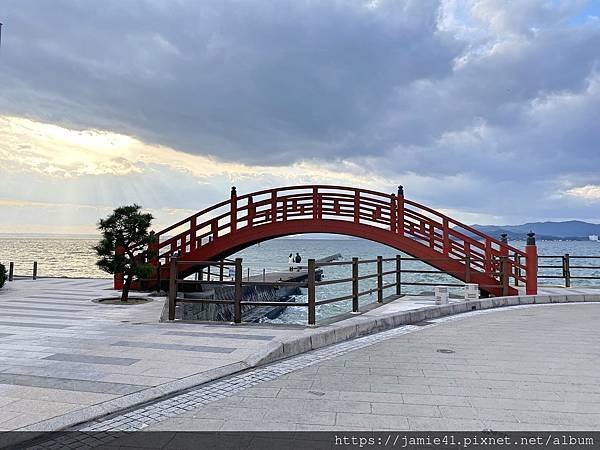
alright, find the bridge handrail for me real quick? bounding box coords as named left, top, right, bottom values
left=154, top=185, right=525, bottom=257
left=142, top=184, right=536, bottom=297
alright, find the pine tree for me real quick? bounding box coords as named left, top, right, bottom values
left=94, top=205, right=156, bottom=302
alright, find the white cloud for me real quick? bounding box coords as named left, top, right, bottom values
left=565, top=185, right=600, bottom=201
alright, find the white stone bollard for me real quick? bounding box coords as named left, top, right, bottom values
left=464, top=283, right=479, bottom=301
left=435, top=286, right=448, bottom=305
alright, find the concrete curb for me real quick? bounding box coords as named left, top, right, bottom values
left=249, top=293, right=600, bottom=366
left=17, top=292, right=600, bottom=437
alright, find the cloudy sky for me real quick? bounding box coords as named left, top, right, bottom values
left=1, top=0, right=599, bottom=234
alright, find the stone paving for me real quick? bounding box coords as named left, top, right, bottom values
left=17, top=302, right=600, bottom=449
left=0, top=279, right=305, bottom=431
left=0, top=277, right=598, bottom=438
left=121, top=303, right=600, bottom=434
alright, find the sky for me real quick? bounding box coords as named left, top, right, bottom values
left=0, top=0, right=599, bottom=234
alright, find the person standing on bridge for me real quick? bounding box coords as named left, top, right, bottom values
left=288, top=253, right=294, bottom=271
left=295, top=252, right=302, bottom=271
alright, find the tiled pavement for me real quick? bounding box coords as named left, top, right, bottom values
left=0, top=279, right=306, bottom=431
left=107, top=303, right=600, bottom=435
left=0, top=277, right=598, bottom=438
left=18, top=302, right=600, bottom=449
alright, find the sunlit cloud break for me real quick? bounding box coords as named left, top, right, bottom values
left=0, top=115, right=391, bottom=186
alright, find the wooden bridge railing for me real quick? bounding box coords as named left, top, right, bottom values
left=149, top=185, right=537, bottom=295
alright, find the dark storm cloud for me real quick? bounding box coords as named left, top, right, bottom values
left=1, top=0, right=600, bottom=222
left=0, top=0, right=461, bottom=164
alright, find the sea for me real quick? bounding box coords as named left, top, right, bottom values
left=1, top=236, right=599, bottom=324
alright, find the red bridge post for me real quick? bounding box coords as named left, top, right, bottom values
left=230, top=186, right=237, bottom=234
left=525, top=232, right=538, bottom=295
left=397, top=185, right=404, bottom=236
left=190, top=216, right=197, bottom=251
left=390, top=194, right=397, bottom=233
left=353, top=190, right=359, bottom=224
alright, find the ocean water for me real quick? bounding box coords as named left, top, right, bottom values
left=1, top=236, right=599, bottom=323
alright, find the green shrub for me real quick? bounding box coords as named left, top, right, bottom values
left=0, top=263, right=6, bottom=289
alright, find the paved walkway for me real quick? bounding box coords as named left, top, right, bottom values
left=0, top=277, right=598, bottom=434
left=0, top=279, right=305, bottom=431
left=134, top=303, right=600, bottom=432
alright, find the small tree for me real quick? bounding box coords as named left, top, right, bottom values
left=94, top=205, right=156, bottom=302
left=0, top=263, right=6, bottom=289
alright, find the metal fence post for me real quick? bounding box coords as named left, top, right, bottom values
left=33, top=261, right=37, bottom=280
left=8, top=262, right=14, bottom=282
left=308, top=259, right=316, bottom=325
left=395, top=255, right=402, bottom=296
left=234, top=258, right=243, bottom=324
left=168, top=256, right=178, bottom=320
left=352, top=257, right=359, bottom=312
left=564, top=253, right=571, bottom=288
left=377, top=255, right=383, bottom=303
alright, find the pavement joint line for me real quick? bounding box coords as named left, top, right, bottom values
left=20, top=302, right=589, bottom=450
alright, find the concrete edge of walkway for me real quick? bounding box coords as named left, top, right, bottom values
left=16, top=291, right=600, bottom=440
left=251, top=292, right=600, bottom=367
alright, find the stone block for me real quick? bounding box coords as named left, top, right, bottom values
left=533, top=295, right=551, bottom=304
left=423, top=307, right=439, bottom=320
left=245, top=342, right=284, bottom=366
left=281, top=336, right=312, bottom=358
left=451, top=303, right=468, bottom=314
left=374, top=316, right=395, bottom=332
left=464, top=300, right=480, bottom=311
left=584, top=294, right=600, bottom=302
left=427, top=307, right=443, bottom=319
left=333, top=324, right=358, bottom=343
left=479, top=298, right=494, bottom=310
left=408, top=309, right=426, bottom=324
left=309, top=328, right=336, bottom=350
left=566, top=295, right=585, bottom=302
left=505, top=296, right=520, bottom=306
left=518, top=296, right=535, bottom=305
left=354, top=318, right=378, bottom=336
left=437, top=304, right=453, bottom=317
left=549, top=295, right=566, bottom=303
left=391, top=312, right=411, bottom=327
left=492, top=297, right=508, bottom=308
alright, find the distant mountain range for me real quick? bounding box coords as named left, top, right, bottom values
left=467, top=220, right=600, bottom=241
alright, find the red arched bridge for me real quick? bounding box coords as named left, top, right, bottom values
left=123, top=185, right=538, bottom=297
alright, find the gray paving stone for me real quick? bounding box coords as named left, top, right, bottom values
left=163, top=331, right=275, bottom=341
left=42, top=353, right=140, bottom=366
left=0, top=321, right=72, bottom=329
left=0, top=373, right=146, bottom=395
left=408, top=416, right=486, bottom=430
left=111, top=340, right=236, bottom=353
left=0, top=313, right=84, bottom=320
left=0, top=304, right=85, bottom=312
left=371, top=402, right=440, bottom=418
left=336, top=412, right=410, bottom=429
